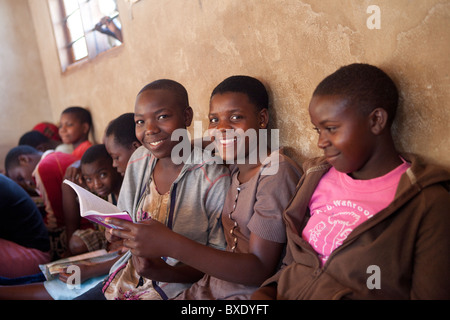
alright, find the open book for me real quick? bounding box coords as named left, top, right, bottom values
left=63, top=179, right=132, bottom=229
left=39, top=249, right=121, bottom=281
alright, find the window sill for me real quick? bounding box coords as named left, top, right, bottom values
left=61, top=43, right=124, bottom=75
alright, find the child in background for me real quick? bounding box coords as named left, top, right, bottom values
left=5, top=145, right=78, bottom=259
left=104, top=113, right=141, bottom=177
left=32, top=122, right=62, bottom=144
left=0, top=114, right=139, bottom=300
left=0, top=174, right=51, bottom=278
left=19, top=131, right=62, bottom=152
left=58, top=106, right=96, bottom=254
left=252, top=63, right=450, bottom=300
left=32, top=121, right=74, bottom=154
left=66, top=144, right=123, bottom=256
left=78, top=79, right=230, bottom=300
left=108, top=75, right=302, bottom=300
left=19, top=122, right=73, bottom=154
left=59, top=106, right=96, bottom=160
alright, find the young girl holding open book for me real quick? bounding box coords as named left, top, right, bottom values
left=77, top=79, right=230, bottom=300
left=107, top=76, right=302, bottom=299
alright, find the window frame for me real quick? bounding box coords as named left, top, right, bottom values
left=48, top=0, right=122, bottom=72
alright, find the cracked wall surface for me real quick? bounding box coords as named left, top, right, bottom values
left=2, top=0, right=448, bottom=169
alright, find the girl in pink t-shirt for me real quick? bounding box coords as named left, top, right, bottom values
left=252, top=63, right=450, bottom=300
left=303, top=160, right=410, bottom=265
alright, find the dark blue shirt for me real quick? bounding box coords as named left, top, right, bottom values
left=0, top=174, right=50, bottom=252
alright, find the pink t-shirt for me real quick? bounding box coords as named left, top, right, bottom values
left=302, top=160, right=410, bottom=266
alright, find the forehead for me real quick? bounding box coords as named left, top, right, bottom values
left=135, top=89, right=182, bottom=113
left=104, top=134, right=120, bottom=149
left=81, top=159, right=111, bottom=175
left=60, top=112, right=80, bottom=123
left=7, top=165, right=27, bottom=179
left=105, top=135, right=129, bottom=153
left=309, top=95, right=356, bottom=122
left=209, top=92, right=256, bottom=113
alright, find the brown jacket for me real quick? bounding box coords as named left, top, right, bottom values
left=263, top=154, right=450, bottom=299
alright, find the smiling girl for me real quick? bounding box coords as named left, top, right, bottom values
left=91, top=79, right=231, bottom=300
left=107, top=75, right=302, bottom=300
left=252, top=63, right=450, bottom=300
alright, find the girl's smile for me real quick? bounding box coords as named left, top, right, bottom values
left=309, top=94, right=381, bottom=179
left=208, top=92, right=267, bottom=163
left=134, top=89, right=192, bottom=160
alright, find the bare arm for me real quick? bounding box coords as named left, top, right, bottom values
left=62, top=183, right=81, bottom=252
left=108, top=218, right=284, bottom=286
left=131, top=255, right=204, bottom=284
left=58, top=254, right=123, bottom=283
left=251, top=284, right=278, bottom=300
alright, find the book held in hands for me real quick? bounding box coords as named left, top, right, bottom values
left=63, top=179, right=132, bottom=229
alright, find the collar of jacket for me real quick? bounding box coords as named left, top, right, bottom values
left=282, top=152, right=450, bottom=268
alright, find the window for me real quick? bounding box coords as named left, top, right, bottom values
left=49, top=0, right=122, bottom=71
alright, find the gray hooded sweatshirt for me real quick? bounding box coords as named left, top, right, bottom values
left=103, top=145, right=230, bottom=299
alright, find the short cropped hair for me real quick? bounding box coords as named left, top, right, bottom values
left=4, top=145, right=40, bottom=173
left=81, top=144, right=111, bottom=166
left=19, top=131, right=50, bottom=148
left=138, top=79, right=189, bottom=110
left=313, top=63, right=399, bottom=125
left=105, top=113, right=139, bottom=149
left=211, top=75, right=269, bottom=112
left=62, top=106, right=93, bottom=126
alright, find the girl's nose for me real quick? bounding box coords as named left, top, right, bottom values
left=210, top=125, right=234, bottom=142
left=93, top=178, right=103, bottom=188
left=145, top=120, right=160, bottom=135
left=216, top=119, right=233, bottom=133
left=317, top=132, right=330, bottom=149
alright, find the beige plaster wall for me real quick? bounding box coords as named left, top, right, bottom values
left=0, top=0, right=53, bottom=170
left=26, top=0, right=450, bottom=169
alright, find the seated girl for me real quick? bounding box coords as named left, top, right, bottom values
left=108, top=75, right=302, bottom=299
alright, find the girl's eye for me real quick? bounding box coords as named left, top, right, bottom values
left=100, top=172, right=108, bottom=179
left=135, top=120, right=144, bottom=126
left=230, top=115, right=242, bottom=121
left=84, top=177, right=91, bottom=183
left=158, top=115, right=169, bottom=120
left=326, top=126, right=337, bottom=133
left=313, top=126, right=337, bottom=134
left=59, top=122, right=71, bottom=128
left=209, top=117, right=218, bottom=124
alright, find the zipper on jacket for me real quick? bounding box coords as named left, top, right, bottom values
left=136, top=276, right=144, bottom=288
left=167, top=182, right=177, bottom=230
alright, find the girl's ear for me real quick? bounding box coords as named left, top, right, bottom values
left=131, top=141, right=141, bottom=150
left=370, top=108, right=388, bottom=135
left=259, top=108, right=269, bottom=128
left=82, top=122, right=90, bottom=135
left=18, top=154, right=32, bottom=166
left=184, top=106, right=194, bottom=127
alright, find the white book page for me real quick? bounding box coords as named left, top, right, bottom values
left=63, top=179, right=120, bottom=217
